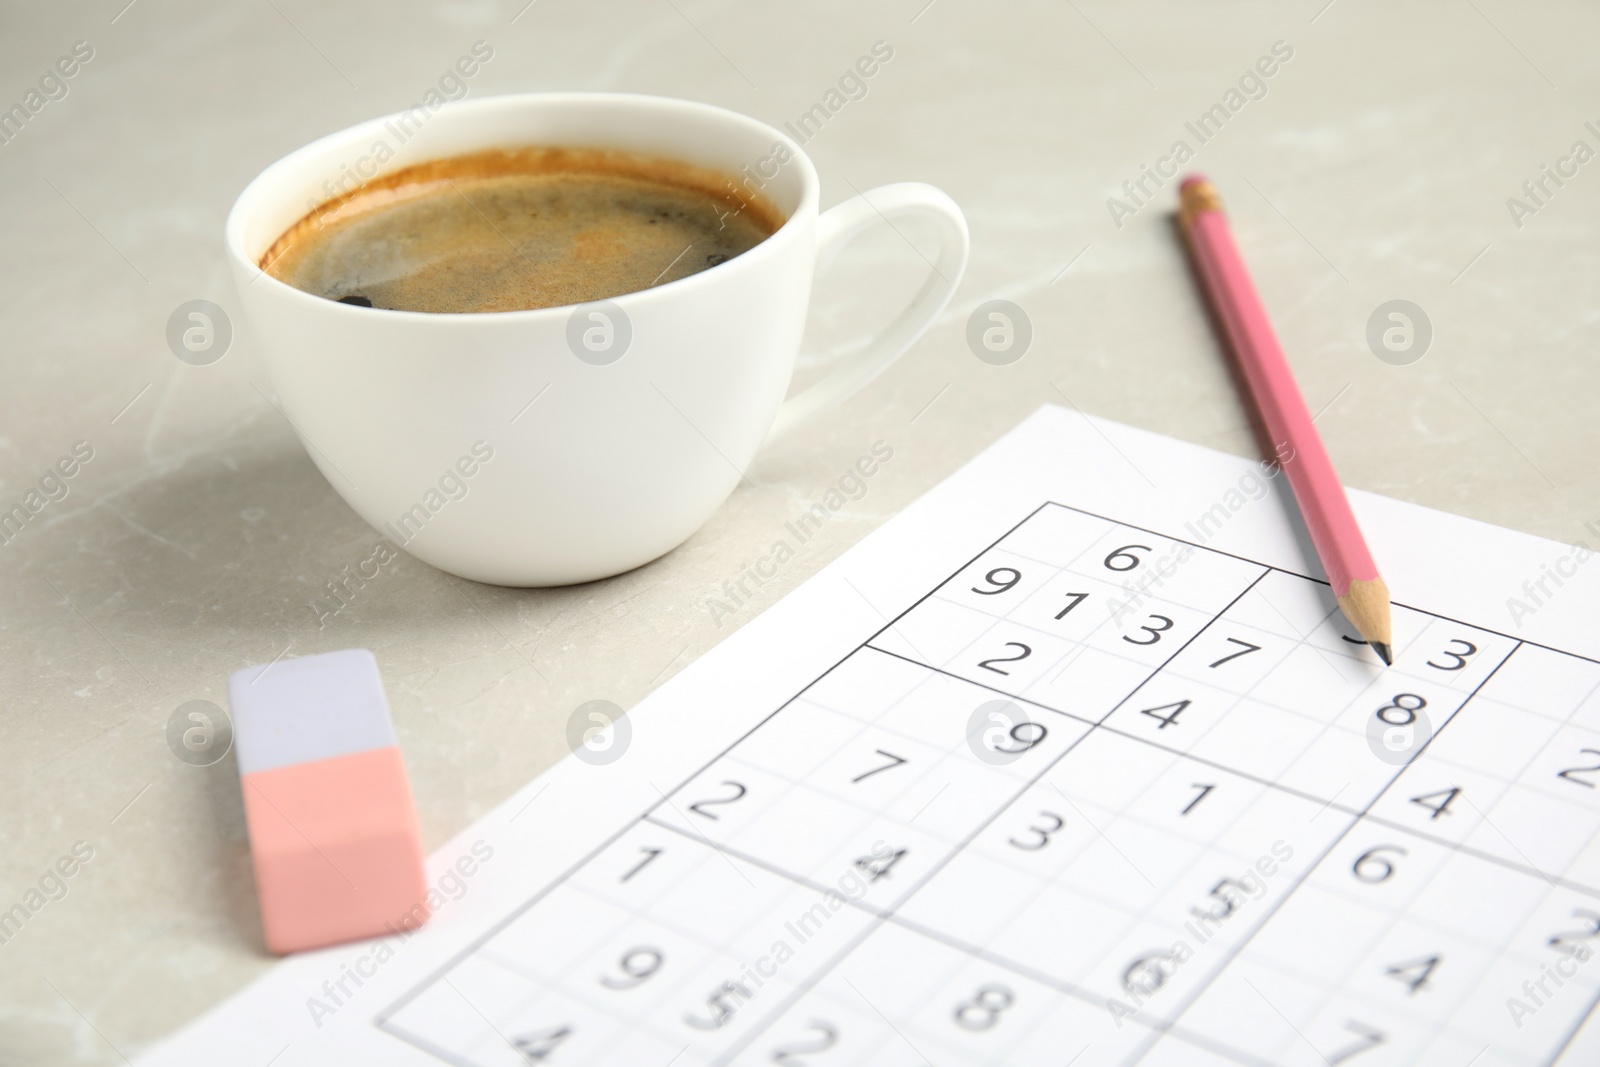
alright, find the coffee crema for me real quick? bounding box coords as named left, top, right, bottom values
left=261, top=147, right=785, bottom=314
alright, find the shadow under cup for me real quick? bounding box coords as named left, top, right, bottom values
left=226, top=93, right=821, bottom=587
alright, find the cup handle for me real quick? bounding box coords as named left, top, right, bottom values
left=763, top=182, right=969, bottom=443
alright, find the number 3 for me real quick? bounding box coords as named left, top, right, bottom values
left=1123, top=614, right=1173, bottom=646
left=1427, top=639, right=1477, bottom=671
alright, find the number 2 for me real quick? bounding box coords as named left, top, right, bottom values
left=1558, top=750, right=1600, bottom=789
left=771, top=1020, right=836, bottom=1065
left=1549, top=908, right=1600, bottom=948
left=689, top=781, right=747, bottom=819
left=978, top=642, right=1031, bottom=675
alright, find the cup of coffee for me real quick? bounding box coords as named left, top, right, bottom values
left=225, top=93, right=968, bottom=586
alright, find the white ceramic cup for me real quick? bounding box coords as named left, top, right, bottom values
left=226, top=93, right=968, bottom=586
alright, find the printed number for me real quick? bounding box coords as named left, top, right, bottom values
left=971, top=567, right=1021, bottom=596
left=621, top=846, right=662, bottom=882
left=1558, top=750, right=1600, bottom=789
left=1182, top=783, right=1215, bottom=816
left=977, top=642, right=1031, bottom=675
left=513, top=1026, right=572, bottom=1062
left=1328, top=1020, right=1385, bottom=1064
left=1427, top=639, right=1478, bottom=671
left=1375, top=693, right=1427, bottom=726
left=993, top=720, right=1048, bottom=753
left=1123, top=614, right=1174, bottom=646
left=686, top=980, right=753, bottom=1030
left=1409, top=787, right=1460, bottom=820
left=688, top=781, right=747, bottom=820
left=1384, top=955, right=1439, bottom=995
left=852, top=749, right=907, bottom=783
left=771, top=1020, right=837, bottom=1065
left=1055, top=592, right=1089, bottom=619
left=1191, top=878, right=1248, bottom=922
left=600, top=947, right=663, bottom=989
left=1353, top=845, right=1407, bottom=884
left=1009, top=811, right=1064, bottom=850
left=1104, top=544, right=1151, bottom=572
left=855, top=848, right=906, bottom=882
left=953, top=984, right=1014, bottom=1031
left=1549, top=908, right=1600, bottom=948
left=1140, top=699, right=1190, bottom=730
left=1124, top=951, right=1176, bottom=995
left=1208, top=638, right=1260, bottom=668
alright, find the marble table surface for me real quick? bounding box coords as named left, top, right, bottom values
left=2, top=0, right=1597, bottom=1061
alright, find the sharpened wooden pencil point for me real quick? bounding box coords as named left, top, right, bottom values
left=1337, top=577, right=1394, bottom=666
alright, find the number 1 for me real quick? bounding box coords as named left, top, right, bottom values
left=622, top=846, right=662, bottom=882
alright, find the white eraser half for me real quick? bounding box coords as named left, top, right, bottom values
left=227, top=648, right=397, bottom=776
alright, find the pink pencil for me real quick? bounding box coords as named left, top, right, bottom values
left=1178, top=175, right=1393, bottom=665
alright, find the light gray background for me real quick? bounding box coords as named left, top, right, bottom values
left=2, top=0, right=1597, bottom=1062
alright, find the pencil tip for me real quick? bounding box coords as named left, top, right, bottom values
left=1371, top=642, right=1393, bottom=666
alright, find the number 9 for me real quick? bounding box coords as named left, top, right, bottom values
left=599, top=946, right=663, bottom=989
left=994, top=721, right=1046, bottom=753
left=971, top=567, right=1021, bottom=595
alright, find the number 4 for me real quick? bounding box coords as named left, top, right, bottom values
left=1140, top=700, right=1190, bottom=730
left=1409, top=787, right=1459, bottom=820
left=1384, top=955, right=1439, bottom=995
left=513, top=1026, right=572, bottom=1061
left=854, top=848, right=906, bottom=882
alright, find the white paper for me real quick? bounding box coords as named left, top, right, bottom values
left=140, top=406, right=1600, bottom=1067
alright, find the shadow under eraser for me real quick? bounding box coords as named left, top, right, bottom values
left=227, top=648, right=428, bottom=955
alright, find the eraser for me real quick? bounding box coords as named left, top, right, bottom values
left=228, top=648, right=428, bottom=955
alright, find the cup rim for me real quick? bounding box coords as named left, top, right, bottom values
left=223, top=91, right=820, bottom=321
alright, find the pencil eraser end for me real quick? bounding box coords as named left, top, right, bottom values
left=228, top=649, right=429, bottom=955
left=1179, top=173, right=1210, bottom=191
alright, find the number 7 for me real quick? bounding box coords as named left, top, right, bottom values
left=1327, top=1020, right=1384, bottom=1063
left=852, top=749, right=908, bottom=783
left=1208, top=637, right=1261, bottom=668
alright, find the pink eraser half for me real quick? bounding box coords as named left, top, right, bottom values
left=227, top=649, right=428, bottom=955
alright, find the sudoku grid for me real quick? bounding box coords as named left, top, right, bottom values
left=377, top=503, right=1600, bottom=1067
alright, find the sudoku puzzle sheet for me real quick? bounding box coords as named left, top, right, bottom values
left=377, top=502, right=1600, bottom=1067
